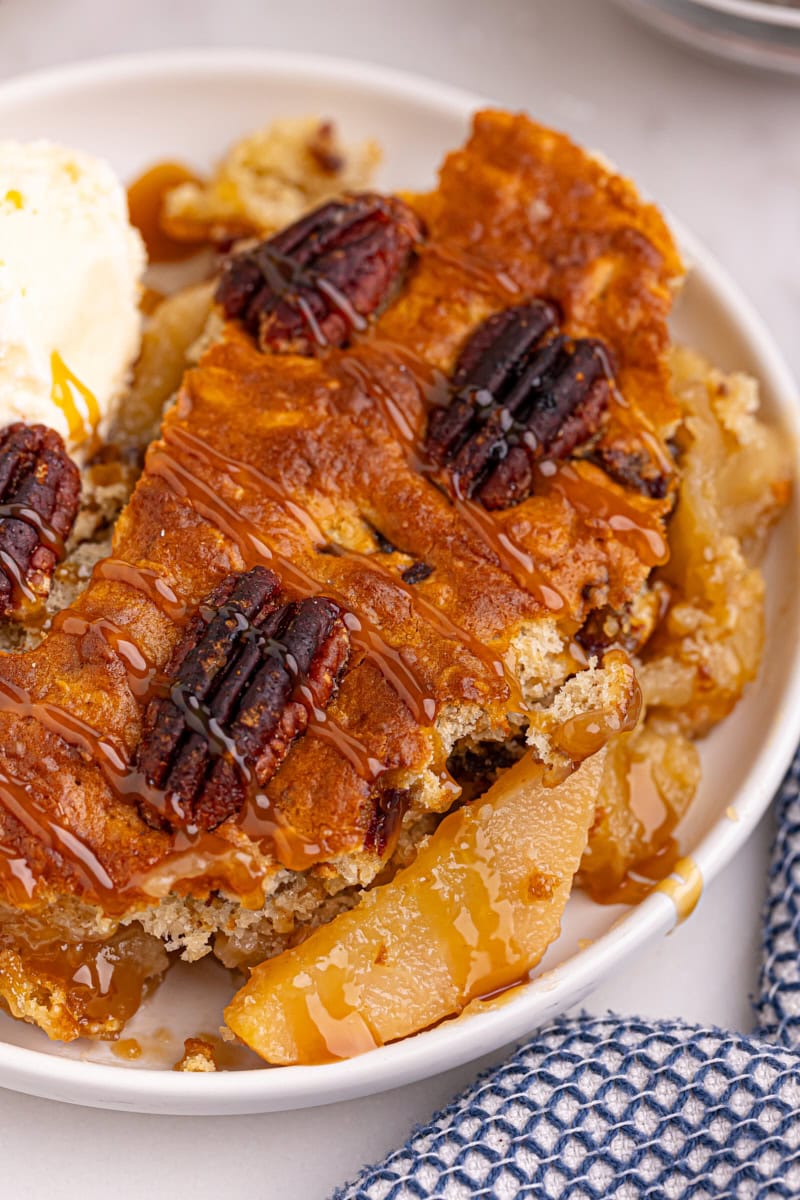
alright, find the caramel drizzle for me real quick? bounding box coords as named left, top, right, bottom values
left=147, top=440, right=435, bottom=727
left=420, top=240, right=520, bottom=298
left=0, top=676, right=154, bottom=805
left=0, top=485, right=70, bottom=613
left=0, top=662, right=315, bottom=892
left=0, top=490, right=400, bottom=889
left=169, top=425, right=524, bottom=713
left=91, top=558, right=188, bottom=623
left=0, top=748, right=117, bottom=903
left=0, top=224, right=671, bottom=896
left=253, top=244, right=370, bottom=349
left=0, top=502, right=66, bottom=557
left=50, top=351, right=101, bottom=448
left=655, top=855, right=702, bottom=923
left=535, top=461, right=668, bottom=567
left=0, top=547, right=37, bottom=608
left=50, top=611, right=156, bottom=699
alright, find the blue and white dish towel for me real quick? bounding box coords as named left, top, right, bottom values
left=332, top=753, right=800, bottom=1199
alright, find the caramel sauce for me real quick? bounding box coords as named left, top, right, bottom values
left=655, top=855, right=702, bottom=923
left=140, top=286, right=166, bottom=316
left=126, top=162, right=204, bottom=264
left=420, top=240, right=520, bottom=299
left=91, top=557, right=188, bottom=623
left=0, top=498, right=70, bottom=618
left=0, top=760, right=119, bottom=904
left=459, top=978, right=529, bottom=1019
left=453, top=495, right=564, bottom=611
left=130, top=830, right=267, bottom=905
left=50, top=350, right=101, bottom=449
left=302, top=991, right=379, bottom=1060
left=0, top=502, right=66, bottom=558
left=253, top=245, right=370, bottom=349
left=628, top=759, right=668, bottom=841
left=580, top=753, right=685, bottom=907
left=0, top=677, right=180, bottom=909
left=0, top=546, right=37, bottom=609
left=112, top=1037, right=142, bottom=1060
left=556, top=709, right=625, bottom=762
left=274, top=771, right=551, bottom=1063
left=534, top=461, right=668, bottom=568
left=169, top=424, right=526, bottom=716
left=0, top=921, right=163, bottom=1036
left=587, top=838, right=681, bottom=907
left=50, top=611, right=156, bottom=699
left=148, top=438, right=435, bottom=727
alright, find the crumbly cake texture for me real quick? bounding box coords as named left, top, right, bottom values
left=162, top=116, right=382, bottom=242
left=0, top=110, right=788, bottom=1042
left=174, top=1037, right=217, bottom=1072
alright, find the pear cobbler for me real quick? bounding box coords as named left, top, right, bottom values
left=0, top=113, right=789, bottom=1066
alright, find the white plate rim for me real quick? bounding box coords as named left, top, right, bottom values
left=0, top=47, right=797, bottom=1115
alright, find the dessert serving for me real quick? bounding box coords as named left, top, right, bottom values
left=0, top=108, right=790, bottom=1069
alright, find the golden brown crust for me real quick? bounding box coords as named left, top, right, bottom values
left=0, top=110, right=682, bottom=913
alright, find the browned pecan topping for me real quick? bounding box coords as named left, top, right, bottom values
left=215, top=192, right=424, bottom=355
left=425, top=300, right=613, bottom=510
left=135, top=565, right=350, bottom=832
left=0, top=422, right=80, bottom=618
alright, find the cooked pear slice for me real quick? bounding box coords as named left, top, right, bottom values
left=226, top=751, right=603, bottom=1065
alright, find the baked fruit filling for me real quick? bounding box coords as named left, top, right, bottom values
left=0, top=111, right=790, bottom=1058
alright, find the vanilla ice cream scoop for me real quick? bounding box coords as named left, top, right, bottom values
left=0, top=141, right=146, bottom=452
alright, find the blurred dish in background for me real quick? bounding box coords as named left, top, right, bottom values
left=611, top=0, right=800, bottom=74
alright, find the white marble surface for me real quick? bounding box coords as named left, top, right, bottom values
left=0, top=1, right=796, bottom=1197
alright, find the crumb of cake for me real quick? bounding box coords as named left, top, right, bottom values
left=174, top=1037, right=217, bottom=1072
left=161, top=117, right=381, bottom=243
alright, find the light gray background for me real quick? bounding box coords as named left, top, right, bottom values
left=0, top=2, right=796, bottom=1197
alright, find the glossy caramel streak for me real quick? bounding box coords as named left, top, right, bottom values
left=167, top=424, right=526, bottom=712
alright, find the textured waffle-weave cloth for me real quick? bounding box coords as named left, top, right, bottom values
left=331, top=752, right=800, bottom=1199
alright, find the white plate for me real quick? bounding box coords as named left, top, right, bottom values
left=611, top=0, right=800, bottom=75
left=0, top=49, right=797, bottom=1116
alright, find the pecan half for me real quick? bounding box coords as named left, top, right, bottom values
left=215, top=192, right=424, bottom=355
left=425, top=301, right=612, bottom=510
left=135, top=565, right=350, bottom=832
left=0, top=422, right=80, bottom=618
